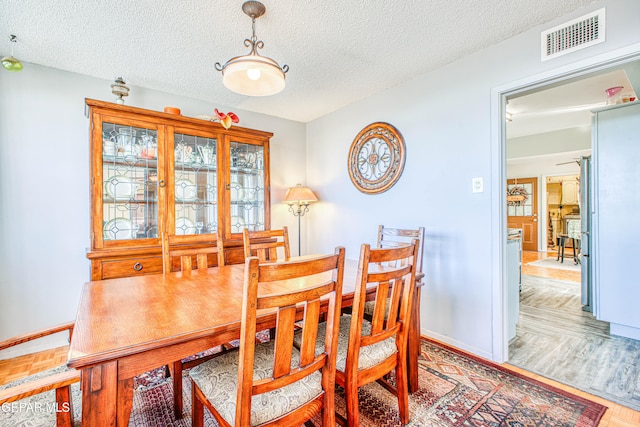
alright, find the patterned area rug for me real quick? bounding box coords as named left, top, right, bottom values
left=129, top=338, right=606, bottom=426
left=414, top=339, right=606, bottom=426
left=0, top=338, right=607, bottom=426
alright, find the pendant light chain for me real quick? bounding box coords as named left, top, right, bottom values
left=245, top=14, right=264, bottom=55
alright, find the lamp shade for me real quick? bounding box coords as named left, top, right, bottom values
left=283, top=185, right=318, bottom=204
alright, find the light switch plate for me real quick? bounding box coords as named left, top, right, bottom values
left=472, top=177, right=483, bottom=193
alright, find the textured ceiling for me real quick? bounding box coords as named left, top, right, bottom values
left=1, top=0, right=598, bottom=123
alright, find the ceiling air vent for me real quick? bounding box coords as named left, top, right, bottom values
left=541, top=8, right=605, bottom=61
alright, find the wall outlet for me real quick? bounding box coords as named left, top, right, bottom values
left=472, top=177, right=483, bottom=193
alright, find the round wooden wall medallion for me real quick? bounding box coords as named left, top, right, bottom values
left=347, top=122, right=406, bottom=194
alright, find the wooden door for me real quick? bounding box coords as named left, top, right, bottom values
left=507, top=178, right=538, bottom=251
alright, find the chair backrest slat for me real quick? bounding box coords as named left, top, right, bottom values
left=273, top=305, right=296, bottom=378
left=299, top=299, right=321, bottom=366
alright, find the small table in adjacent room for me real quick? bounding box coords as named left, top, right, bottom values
left=557, top=218, right=581, bottom=264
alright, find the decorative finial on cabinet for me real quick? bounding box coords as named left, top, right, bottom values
left=111, top=77, right=130, bottom=104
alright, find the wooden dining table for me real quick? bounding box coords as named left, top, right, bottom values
left=67, top=256, right=423, bottom=426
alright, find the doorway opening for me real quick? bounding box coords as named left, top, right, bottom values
left=499, top=53, right=640, bottom=412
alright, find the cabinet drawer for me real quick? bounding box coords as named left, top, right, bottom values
left=100, top=256, right=163, bottom=279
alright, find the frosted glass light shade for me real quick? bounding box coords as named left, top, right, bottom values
left=221, top=55, right=286, bottom=97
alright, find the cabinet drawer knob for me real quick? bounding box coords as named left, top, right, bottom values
left=158, top=180, right=166, bottom=188
left=133, top=262, right=143, bottom=271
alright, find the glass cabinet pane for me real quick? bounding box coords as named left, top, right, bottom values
left=174, top=133, right=218, bottom=235
left=230, top=141, right=265, bottom=233
left=102, top=123, right=159, bottom=241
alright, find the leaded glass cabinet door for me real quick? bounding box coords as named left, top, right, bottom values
left=172, top=131, right=218, bottom=236
left=228, top=140, right=267, bottom=234
left=101, top=122, right=160, bottom=245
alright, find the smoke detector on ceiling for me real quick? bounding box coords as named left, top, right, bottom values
left=541, top=8, right=605, bottom=61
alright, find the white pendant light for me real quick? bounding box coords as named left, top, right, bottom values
left=215, top=1, right=288, bottom=96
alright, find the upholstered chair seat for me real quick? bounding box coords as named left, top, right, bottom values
left=190, top=340, right=322, bottom=426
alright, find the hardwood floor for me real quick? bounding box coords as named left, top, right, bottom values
left=2, top=256, right=639, bottom=426
left=522, top=248, right=582, bottom=282
left=507, top=250, right=640, bottom=426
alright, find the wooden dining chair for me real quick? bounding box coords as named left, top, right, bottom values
left=374, top=225, right=425, bottom=393
left=189, top=247, right=346, bottom=427
left=360, top=225, right=424, bottom=315
left=162, top=231, right=225, bottom=274
left=377, top=225, right=425, bottom=272
left=162, top=231, right=227, bottom=418
left=0, top=322, right=79, bottom=427
left=242, top=227, right=291, bottom=262
left=299, top=241, right=419, bottom=426
left=242, top=227, right=292, bottom=342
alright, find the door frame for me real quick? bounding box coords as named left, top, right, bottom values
left=490, top=43, right=640, bottom=363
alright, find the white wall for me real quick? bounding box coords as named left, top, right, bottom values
left=0, top=64, right=306, bottom=357
left=507, top=152, right=585, bottom=178
left=507, top=125, right=591, bottom=159
left=306, top=0, right=640, bottom=359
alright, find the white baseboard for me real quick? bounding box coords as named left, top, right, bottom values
left=421, top=328, right=495, bottom=361
left=610, top=323, right=640, bottom=341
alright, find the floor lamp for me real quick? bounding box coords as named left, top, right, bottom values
left=283, top=184, right=318, bottom=256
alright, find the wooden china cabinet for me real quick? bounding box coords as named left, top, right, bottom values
left=85, top=99, right=272, bottom=280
